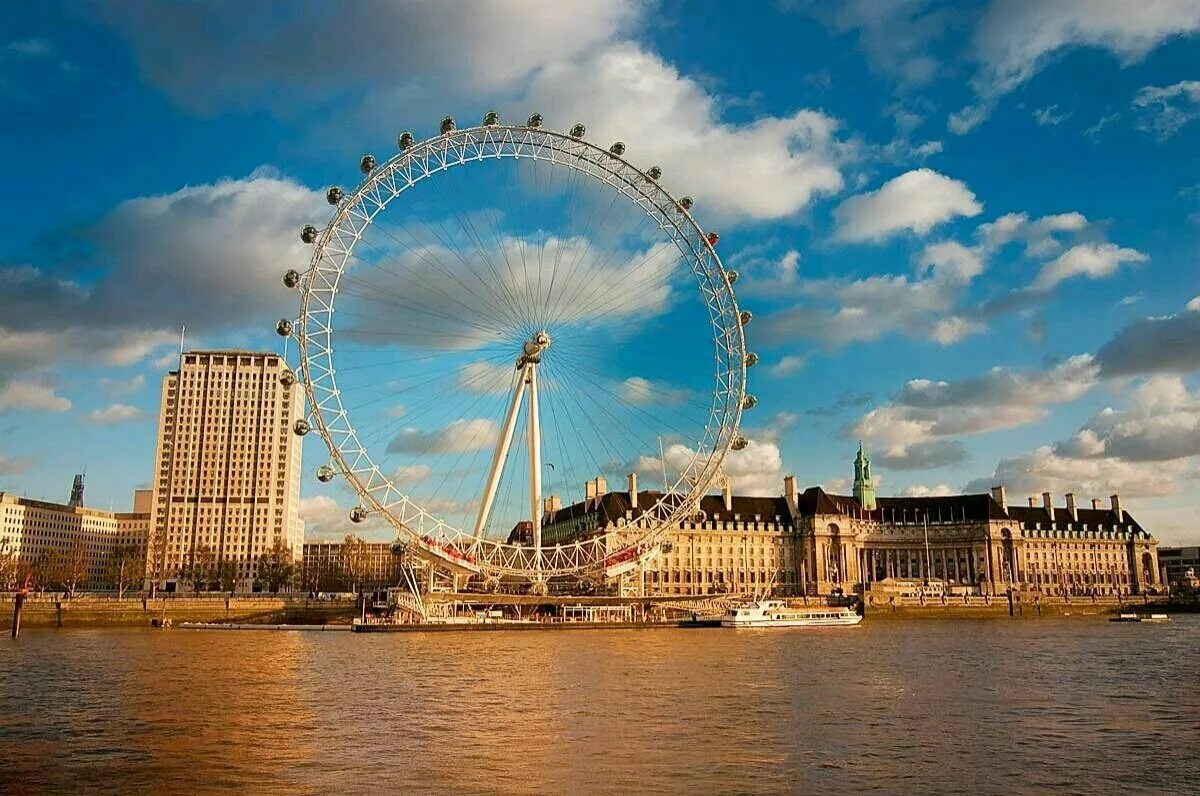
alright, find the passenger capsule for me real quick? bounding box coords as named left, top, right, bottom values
left=731, top=435, right=749, bottom=451
left=609, top=141, right=626, bottom=156
left=326, top=186, right=343, bottom=205
left=359, top=154, right=376, bottom=174
left=743, top=394, right=758, bottom=410
left=739, top=310, right=753, bottom=326
left=301, top=224, right=318, bottom=244
left=440, top=116, right=455, bottom=134
left=398, top=131, right=415, bottom=150
left=678, top=196, right=694, bottom=212
left=279, top=369, right=296, bottom=387
left=726, top=270, right=740, bottom=285
left=315, top=464, right=335, bottom=483
left=646, top=166, right=662, bottom=181
left=706, top=232, right=720, bottom=247
left=745, top=352, right=759, bottom=367
left=483, top=110, right=499, bottom=126
left=275, top=319, right=293, bottom=337
left=569, top=123, right=586, bottom=138
left=350, top=506, right=368, bottom=524
left=283, top=269, right=301, bottom=289
left=527, top=113, right=543, bottom=128
left=293, top=419, right=310, bottom=436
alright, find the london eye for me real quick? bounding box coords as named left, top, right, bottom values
left=277, top=113, right=755, bottom=587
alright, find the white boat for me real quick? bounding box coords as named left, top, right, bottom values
left=720, top=599, right=862, bottom=628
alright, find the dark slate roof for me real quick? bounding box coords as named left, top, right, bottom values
left=792, top=488, right=1006, bottom=522
left=542, top=490, right=792, bottom=528
left=1005, top=504, right=1143, bottom=533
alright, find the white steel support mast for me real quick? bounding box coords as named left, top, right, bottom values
left=471, top=331, right=551, bottom=576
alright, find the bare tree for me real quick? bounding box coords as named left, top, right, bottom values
left=62, top=538, right=90, bottom=597
left=258, top=538, right=296, bottom=594
left=0, top=535, right=18, bottom=591
left=30, top=548, right=63, bottom=594
left=341, top=534, right=371, bottom=594
left=106, top=544, right=143, bottom=599
left=182, top=544, right=217, bottom=593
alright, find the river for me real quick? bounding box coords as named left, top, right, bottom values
left=2, top=617, right=1198, bottom=794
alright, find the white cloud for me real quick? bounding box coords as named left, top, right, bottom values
left=1032, top=104, right=1072, bottom=126
left=387, top=418, right=500, bottom=455
left=833, top=169, right=982, bottom=243
left=1031, top=242, right=1148, bottom=290
left=0, top=381, right=71, bottom=413
left=392, top=464, right=432, bottom=484
left=100, top=374, right=146, bottom=396
left=930, top=316, right=985, bottom=345
left=901, top=484, right=954, bottom=497
left=953, top=0, right=1200, bottom=133
left=634, top=438, right=785, bottom=497
left=522, top=43, right=847, bottom=222
left=918, top=241, right=984, bottom=284
left=0, top=452, right=36, bottom=475
left=100, top=1, right=640, bottom=111
left=849, top=355, right=1100, bottom=451
left=976, top=211, right=1089, bottom=258
left=1054, top=376, right=1200, bottom=462
left=768, top=355, right=807, bottom=377
left=1098, top=296, right=1200, bottom=376
left=621, top=376, right=688, bottom=406
left=1133, top=80, right=1200, bottom=140
left=86, top=403, right=146, bottom=425
left=965, top=445, right=1191, bottom=498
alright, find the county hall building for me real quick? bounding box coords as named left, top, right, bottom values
left=530, top=445, right=1160, bottom=599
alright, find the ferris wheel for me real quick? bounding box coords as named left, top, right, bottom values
left=277, top=112, right=756, bottom=584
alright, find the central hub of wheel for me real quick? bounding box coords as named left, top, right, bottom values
left=517, top=330, right=551, bottom=367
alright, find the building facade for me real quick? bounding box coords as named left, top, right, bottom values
left=530, top=448, right=1160, bottom=598
left=0, top=490, right=150, bottom=591
left=1158, top=546, right=1200, bottom=590
left=146, top=350, right=304, bottom=592
left=302, top=540, right=401, bottom=592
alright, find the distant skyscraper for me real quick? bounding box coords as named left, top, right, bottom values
left=146, top=350, right=304, bottom=592
left=68, top=472, right=85, bottom=508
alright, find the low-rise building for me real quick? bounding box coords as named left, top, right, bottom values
left=524, top=446, right=1160, bottom=598
left=1158, top=546, right=1200, bottom=590
left=302, top=539, right=401, bottom=592
left=0, top=486, right=150, bottom=591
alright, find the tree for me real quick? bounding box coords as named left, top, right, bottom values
left=62, top=538, right=90, bottom=597
left=341, top=534, right=371, bottom=594
left=30, top=548, right=63, bottom=594
left=107, top=544, right=143, bottom=599
left=182, top=544, right=217, bottom=593
left=217, top=559, right=238, bottom=594
left=258, top=538, right=297, bottom=594
left=0, top=535, right=18, bottom=591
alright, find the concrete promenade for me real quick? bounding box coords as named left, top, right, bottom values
left=2, top=594, right=358, bottom=629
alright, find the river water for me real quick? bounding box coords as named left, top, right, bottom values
left=2, top=617, right=1198, bottom=794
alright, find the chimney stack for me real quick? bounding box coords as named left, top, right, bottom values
left=722, top=479, right=733, bottom=512
left=1042, top=491, right=1052, bottom=513
left=585, top=479, right=597, bottom=501
left=627, top=472, right=637, bottom=504
left=595, top=476, right=607, bottom=495
left=1110, top=494, right=1123, bottom=522
left=1091, top=498, right=1101, bottom=510
left=1028, top=496, right=1037, bottom=508
left=990, top=485, right=1007, bottom=510
left=1065, top=493, right=1077, bottom=522
left=784, top=475, right=797, bottom=506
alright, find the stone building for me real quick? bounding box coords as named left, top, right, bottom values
left=0, top=488, right=150, bottom=590
left=527, top=446, right=1160, bottom=598
left=145, top=350, right=304, bottom=592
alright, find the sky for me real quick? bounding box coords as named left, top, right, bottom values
left=0, top=0, right=1197, bottom=544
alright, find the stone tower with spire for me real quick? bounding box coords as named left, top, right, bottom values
left=853, top=441, right=876, bottom=510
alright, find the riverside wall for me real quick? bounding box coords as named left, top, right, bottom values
left=861, top=592, right=1167, bottom=620
left=1, top=595, right=358, bottom=629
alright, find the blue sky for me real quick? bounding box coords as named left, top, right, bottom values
left=1, top=1, right=1197, bottom=544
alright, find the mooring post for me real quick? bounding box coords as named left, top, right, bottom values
left=12, top=574, right=31, bottom=639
